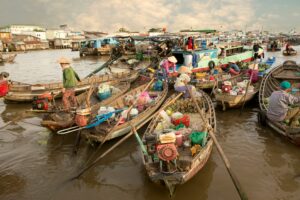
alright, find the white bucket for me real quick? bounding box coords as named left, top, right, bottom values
left=183, top=54, right=193, bottom=67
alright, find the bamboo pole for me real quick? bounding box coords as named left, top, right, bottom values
left=185, top=85, right=248, bottom=200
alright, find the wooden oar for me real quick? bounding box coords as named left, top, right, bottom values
left=83, top=78, right=155, bottom=165
left=185, top=85, right=248, bottom=200
left=69, top=92, right=182, bottom=180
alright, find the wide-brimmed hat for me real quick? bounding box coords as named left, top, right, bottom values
left=178, top=66, right=192, bottom=74
left=167, top=56, right=177, bottom=64
left=57, top=57, right=71, bottom=64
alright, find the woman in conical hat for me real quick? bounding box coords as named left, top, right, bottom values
left=160, top=56, right=177, bottom=80
left=174, top=66, right=194, bottom=98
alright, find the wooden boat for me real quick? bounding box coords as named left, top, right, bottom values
left=214, top=73, right=259, bottom=110
left=283, top=50, right=297, bottom=56
left=83, top=79, right=168, bottom=142
left=41, top=80, right=131, bottom=131
left=0, top=53, right=17, bottom=63
left=258, top=60, right=300, bottom=145
left=194, top=71, right=230, bottom=90
left=266, top=42, right=282, bottom=52
left=142, top=91, right=216, bottom=195
left=4, top=70, right=138, bottom=103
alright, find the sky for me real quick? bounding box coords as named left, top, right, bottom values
left=0, top=0, right=299, bottom=32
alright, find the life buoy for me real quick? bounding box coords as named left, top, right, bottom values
left=208, top=61, right=215, bottom=69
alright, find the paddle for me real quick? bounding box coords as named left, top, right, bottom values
left=82, top=78, right=155, bottom=166
left=69, top=92, right=183, bottom=180
left=185, top=84, right=248, bottom=200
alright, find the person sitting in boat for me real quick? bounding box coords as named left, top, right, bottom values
left=58, top=57, right=81, bottom=111
left=267, top=81, right=300, bottom=127
left=160, top=56, right=177, bottom=79
left=174, top=66, right=197, bottom=98
left=285, top=42, right=294, bottom=54
left=222, top=61, right=240, bottom=75
left=185, top=37, right=194, bottom=50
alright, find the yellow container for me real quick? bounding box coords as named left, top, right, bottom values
left=196, top=72, right=207, bottom=79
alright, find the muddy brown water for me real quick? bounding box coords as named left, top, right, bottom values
left=0, top=49, right=300, bottom=200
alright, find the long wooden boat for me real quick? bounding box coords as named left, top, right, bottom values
left=266, top=42, right=282, bottom=52
left=258, top=60, right=300, bottom=145
left=283, top=50, right=297, bottom=56
left=83, top=79, right=168, bottom=142
left=142, top=90, right=216, bottom=195
left=4, top=70, right=138, bottom=103
left=170, top=45, right=259, bottom=75
left=214, top=73, right=259, bottom=110
left=0, top=53, right=17, bottom=63
left=41, top=80, right=131, bottom=131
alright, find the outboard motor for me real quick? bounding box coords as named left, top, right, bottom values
left=32, top=93, right=53, bottom=110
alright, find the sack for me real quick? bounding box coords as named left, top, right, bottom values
left=189, top=132, right=207, bottom=147
left=124, top=95, right=134, bottom=106
left=171, top=114, right=190, bottom=127
left=98, top=90, right=111, bottom=100
left=137, top=92, right=151, bottom=106
left=153, top=80, right=163, bottom=91
left=98, top=107, right=115, bottom=118
left=98, top=84, right=112, bottom=100
left=171, top=112, right=183, bottom=120
left=159, top=132, right=176, bottom=144
left=222, top=85, right=232, bottom=93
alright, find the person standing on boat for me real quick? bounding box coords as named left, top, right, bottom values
left=253, top=42, right=263, bottom=60
left=160, top=56, right=177, bottom=80
left=58, top=57, right=81, bottom=110
left=267, top=81, right=300, bottom=127
left=186, top=37, right=194, bottom=50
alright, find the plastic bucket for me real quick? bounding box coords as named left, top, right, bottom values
left=98, top=90, right=111, bottom=100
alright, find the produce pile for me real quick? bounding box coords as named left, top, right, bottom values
left=216, top=80, right=254, bottom=96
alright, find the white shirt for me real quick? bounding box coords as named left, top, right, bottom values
left=174, top=73, right=191, bottom=87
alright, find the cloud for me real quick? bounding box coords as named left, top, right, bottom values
left=72, top=0, right=256, bottom=32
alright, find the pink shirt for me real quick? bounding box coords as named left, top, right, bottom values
left=161, top=59, right=175, bottom=74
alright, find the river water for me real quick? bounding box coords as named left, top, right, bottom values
left=0, top=49, right=299, bottom=200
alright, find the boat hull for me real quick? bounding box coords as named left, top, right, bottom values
left=142, top=91, right=216, bottom=194
left=84, top=81, right=168, bottom=142
left=215, top=91, right=257, bottom=109
left=258, top=60, right=300, bottom=146
left=5, top=71, right=138, bottom=103
left=282, top=50, right=297, bottom=56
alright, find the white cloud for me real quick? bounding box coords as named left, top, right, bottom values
left=71, top=0, right=255, bottom=32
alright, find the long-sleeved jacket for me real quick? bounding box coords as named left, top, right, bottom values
left=63, top=67, right=80, bottom=89
left=267, top=90, right=300, bottom=121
